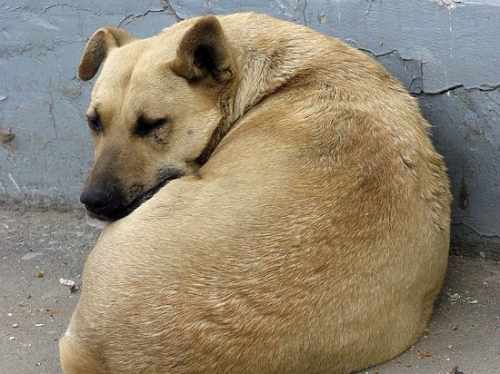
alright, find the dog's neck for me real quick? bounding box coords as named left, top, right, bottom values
left=230, top=32, right=318, bottom=121
left=195, top=84, right=238, bottom=166
left=196, top=20, right=320, bottom=165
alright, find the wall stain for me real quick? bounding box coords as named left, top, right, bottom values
left=0, top=127, right=18, bottom=151
left=458, top=176, right=469, bottom=211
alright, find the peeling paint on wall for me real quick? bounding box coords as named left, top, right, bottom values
left=432, top=0, right=460, bottom=11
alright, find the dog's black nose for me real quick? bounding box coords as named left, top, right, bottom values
left=80, top=188, right=112, bottom=215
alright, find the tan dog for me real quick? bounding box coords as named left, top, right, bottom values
left=60, top=12, right=451, bottom=374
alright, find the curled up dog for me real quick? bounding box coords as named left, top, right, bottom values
left=60, top=12, right=451, bottom=374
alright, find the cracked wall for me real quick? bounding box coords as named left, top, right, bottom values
left=0, top=0, right=499, bottom=258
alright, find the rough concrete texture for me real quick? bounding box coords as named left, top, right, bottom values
left=1, top=207, right=499, bottom=374
left=0, top=1, right=499, bottom=251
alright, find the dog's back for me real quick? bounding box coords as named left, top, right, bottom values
left=61, top=13, right=451, bottom=374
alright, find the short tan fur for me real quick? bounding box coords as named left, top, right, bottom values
left=61, top=13, right=451, bottom=374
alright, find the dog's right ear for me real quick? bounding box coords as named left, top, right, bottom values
left=170, top=16, right=235, bottom=83
left=78, top=27, right=135, bottom=81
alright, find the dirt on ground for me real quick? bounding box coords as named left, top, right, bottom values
left=1, top=207, right=499, bottom=374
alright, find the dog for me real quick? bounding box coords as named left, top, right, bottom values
left=60, top=12, right=451, bottom=374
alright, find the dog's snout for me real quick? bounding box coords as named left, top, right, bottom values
left=80, top=187, right=112, bottom=214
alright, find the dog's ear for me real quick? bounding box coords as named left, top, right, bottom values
left=78, top=27, right=135, bottom=81
left=170, top=16, right=234, bottom=83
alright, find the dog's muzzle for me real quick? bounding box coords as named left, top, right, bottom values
left=80, top=169, right=183, bottom=221
left=80, top=186, right=125, bottom=221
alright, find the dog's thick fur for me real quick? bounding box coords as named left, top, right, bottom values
left=61, top=13, right=451, bottom=374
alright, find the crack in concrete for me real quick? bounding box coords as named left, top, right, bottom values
left=358, top=47, right=500, bottom=96
left=40, top=3, right=95, bottom=15
left=365, top=0, right=376, bottom=16
left=160, top=0, right=182, bottom=22
left=452, top=222, right=500, bottom=241
left=420, top=84, right=465, bottom=96
left=421, top=83, right=500, bottom=96
left=408, top=58, right=424, bottom=94
left=299, top=0, right=308, bottom=26
left=47, top=78, right=59, bottom=139
left=118, top=0, right=182, bottom=28
left=358, top=47, right=398, bottom=58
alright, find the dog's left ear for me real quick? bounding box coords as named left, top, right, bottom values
left=170, top=16, right=235, bottom=83
left=78, top=27, right=135, bottom=81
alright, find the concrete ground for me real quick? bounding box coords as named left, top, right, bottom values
left=1, top=207, right=499, bottom=374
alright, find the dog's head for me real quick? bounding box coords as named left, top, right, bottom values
left=78, top=16, right=236, bottom=221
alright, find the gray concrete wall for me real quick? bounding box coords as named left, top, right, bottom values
left=1, top=0, right=499, bottom=258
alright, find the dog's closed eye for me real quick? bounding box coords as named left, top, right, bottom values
left=86, top=114, right=102, bottom=134
left=135, top=115, right=170, bottom=137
